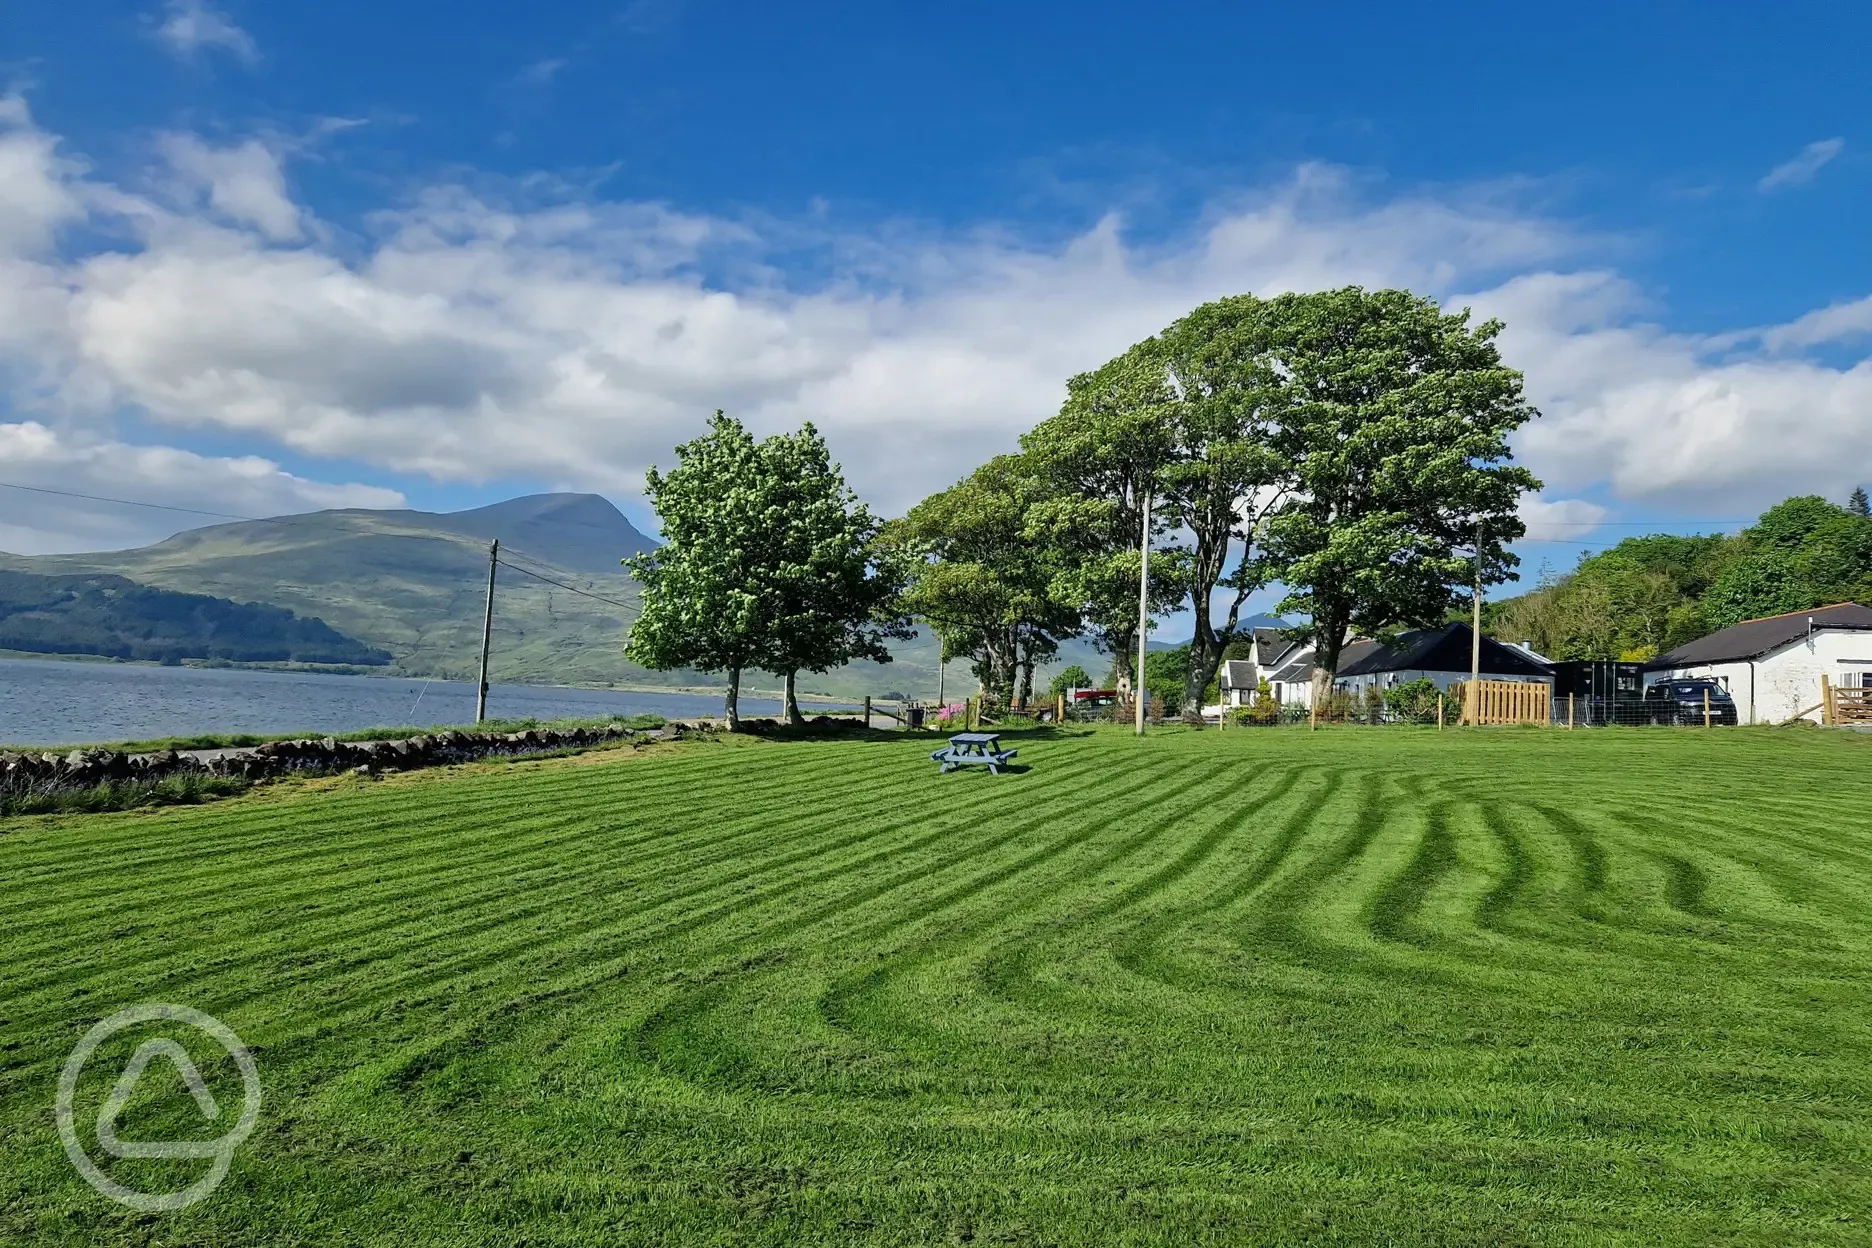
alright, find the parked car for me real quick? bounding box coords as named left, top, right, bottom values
left=1642, top=678, right=1739, bottom=726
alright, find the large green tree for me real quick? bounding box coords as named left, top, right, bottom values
left=1151, top=298, right=1293, bottom=712
left=1021, top=351, right=1182, bottom=686
left=1260, top=287, right=1541, bottom=695
left=894, top=455, right=1082, bottom=707
left=623, top=412, right=783, bottom=731
left=757, top=423, right=912, bottom=725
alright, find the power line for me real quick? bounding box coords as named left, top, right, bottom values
left=0, top=480, right=261, bottom=521
left=495, top=555, right=639, bottom=614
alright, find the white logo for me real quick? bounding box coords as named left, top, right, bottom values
left=56, top=1003, right=262, bottom=1212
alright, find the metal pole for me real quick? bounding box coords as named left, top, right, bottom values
left=475, top=539, right=498, bottom=724
left=1469, top=521, right=1482, bottom=724
left=1135, top=485, right=1152, bottom=738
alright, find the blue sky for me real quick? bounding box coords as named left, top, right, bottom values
left=1, top=0, right=1869, bottom=600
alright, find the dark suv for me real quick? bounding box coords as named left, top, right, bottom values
left=1642, top=678, right=1739, bottom=726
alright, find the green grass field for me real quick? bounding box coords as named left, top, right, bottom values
left=2, top=726, right=1869, bottom=1245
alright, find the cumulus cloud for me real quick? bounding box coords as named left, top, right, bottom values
left=153, top=0, right=258, bottom=65
left=157, top=135, right=302, bottom=240
left=1516, top=496, right=1608, bottom=541
left=0, top=422, right=403, bottom=554
left=0, top=105, right=1870, bottom=558
left=1758, top=138, right=1844, bottom=191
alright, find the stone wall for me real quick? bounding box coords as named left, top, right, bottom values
left=1, top=721, right=710, bottom=798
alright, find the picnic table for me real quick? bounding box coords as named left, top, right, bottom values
left=931, top=731, right=1018, bottom=774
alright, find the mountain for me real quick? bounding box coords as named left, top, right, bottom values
left=0, top=492, right=1199, bottom=699
left=0, top=494, right=658, bottom=687
left=0, top=569, right=391, bottom=666
left=432, top=493, right=658, bottom=572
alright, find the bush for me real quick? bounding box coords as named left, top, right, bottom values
left=1384, top=678, right=1444, bottom=724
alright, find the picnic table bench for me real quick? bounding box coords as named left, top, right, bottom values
left=932, top=731, right=1018, bottom=774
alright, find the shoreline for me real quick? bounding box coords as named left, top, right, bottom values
left=0, top=650, right=884, bottom=706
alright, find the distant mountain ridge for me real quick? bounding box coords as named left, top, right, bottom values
left=0, top=494, right=658, bottom=686
left=0, top=494, right=1259, bottom=698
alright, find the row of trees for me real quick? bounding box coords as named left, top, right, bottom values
left=1493, top=493, right=1872, bottom=660
left=896, top=287, right=1540, bottom=712
left=623, top=414, right=910, bottom=729
left=624, top=287, right=1545, bottom=723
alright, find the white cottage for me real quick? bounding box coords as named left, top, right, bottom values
left=1645, top=602, right=1872, bottom=724
left=1216, top=628, right=1317, bottom=711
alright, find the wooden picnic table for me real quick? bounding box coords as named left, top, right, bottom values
left=932, top=731, right=1018, bottom=774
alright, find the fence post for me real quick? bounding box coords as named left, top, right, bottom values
left=1057, top=692, right=1065, bottom=724
left=1437, top=693, right=1444, bottom=730
left=1703, top=688, right=1710, bottom=729
left=1568, top=691, right=1575, bottom=729
left=1822, top=674, right=1833, bottom=726
left=864, top=695, right=872, bottom=728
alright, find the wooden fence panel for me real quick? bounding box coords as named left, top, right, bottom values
left=1831, top=683, right=1872, bottom=725
left=1455, top=679, right=1552, bottom=726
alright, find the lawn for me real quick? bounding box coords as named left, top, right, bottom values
left=1, top=725, right=1868, bottom=1245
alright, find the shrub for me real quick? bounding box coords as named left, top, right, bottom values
left=1384, top=677, right=1444, bottom=724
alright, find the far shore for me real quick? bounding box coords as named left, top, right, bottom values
left=0, top=649, right=918, bottom=705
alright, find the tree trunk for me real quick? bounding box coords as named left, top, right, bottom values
left=724, top=665, right=742, bottom=731
left=1106, top=625, right=1136, bottom=686
left=1310, top=623, right=1348, bottom=722
left=783, top=669, right=804, bottom=727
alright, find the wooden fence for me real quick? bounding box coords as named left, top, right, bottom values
left=1823, top=676, right=1872, bottom=726
left=1454, top=679, right=1552, bottom=726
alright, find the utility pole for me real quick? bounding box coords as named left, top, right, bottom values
left=1469, top=522, right=1482, bottom=725
left=475, top=539, right=498, bottom=724
left=1135, top=485, right=1152, bottom=737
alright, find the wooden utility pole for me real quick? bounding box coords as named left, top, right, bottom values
left=1469, top=522, right=1483, bottom=725
left=475, top=539, right=498, bottom=724
left=1135, top=485, right=1152, bottom=738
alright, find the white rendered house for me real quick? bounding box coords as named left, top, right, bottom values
left=1645, top=602, right=1872, bottom=724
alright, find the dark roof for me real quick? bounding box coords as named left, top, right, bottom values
left=1334, top=623, right=1552, bottom=679
left=1253, top=626, right=1302, bottom=667
left=1219, top=659, right=1256, bottom=688
left=1269, top=658, right=1315, bottom=684
left=1650, top=602, right=1872, bottom=668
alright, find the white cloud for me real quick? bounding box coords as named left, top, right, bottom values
left=0, top=104, right=1870, bottom=559
left=1517, top=496, right=1607, bottom=541
left=1757, top=296, right=1872, bottom=352
left=0, top=421, right=403, bottom=554
left=158, top=135, right=301, bottom=240
left=1758, top=138, right=1844, bottom=191
left=153, top=0, right=258, bottom=66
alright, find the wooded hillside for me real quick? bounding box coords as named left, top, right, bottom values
left=1489, top=494, right=1872, bottom=659
left=0, top=570, right=391, bottom=665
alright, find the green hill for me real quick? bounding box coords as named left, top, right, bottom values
left=0, top=493, right=1127, bottom=698
left=0, top=495, right=658, bottom=687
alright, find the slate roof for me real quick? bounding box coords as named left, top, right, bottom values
left=1219, top=659, right=1256, bottom=689
left=1334, top=623, right=1552, bottom=679
left=1252, top=626, right=1300, bottom=664
left=1269, top=658, right=1315, bottom=684
left=1649, top=602, right=1872, bottom=668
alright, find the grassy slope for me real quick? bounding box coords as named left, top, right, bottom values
left=1, top=727, right=1867, bottom=1245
